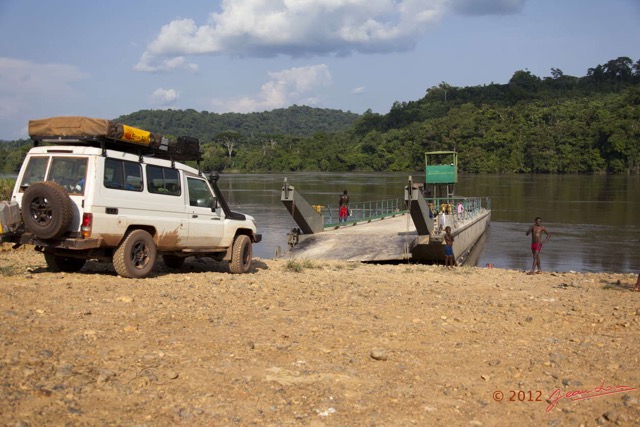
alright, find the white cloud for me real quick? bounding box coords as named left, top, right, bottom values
left=134, top=53, right=198, bottom=73
left=136, top=0, right=452, bottom=71
left=212, top=64, right=332, bottom=113
left=150, top=88, right=179, bottom=106
left=352, top=86, right=366, bottom=94
left=134, top=0, right=529, bottom=73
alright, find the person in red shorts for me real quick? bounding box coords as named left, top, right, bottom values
left=338, top=189, right=349, bottom=223
left=526, top=216, right=551, bottom=275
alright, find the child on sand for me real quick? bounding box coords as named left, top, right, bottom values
left=444, top=226, right=455, bottom=269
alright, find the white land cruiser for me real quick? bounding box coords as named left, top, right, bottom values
left=0, top=116, right=261, bottom=278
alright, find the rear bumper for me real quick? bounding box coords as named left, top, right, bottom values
left=19, top=234, right=102, bottom=250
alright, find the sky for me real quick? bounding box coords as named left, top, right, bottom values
left=0, top=0, right=639, bottom=140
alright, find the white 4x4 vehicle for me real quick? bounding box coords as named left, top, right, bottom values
left=0, top=116, right=261, bottom=278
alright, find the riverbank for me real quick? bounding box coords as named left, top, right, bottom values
left=1, top=249, right=639, bottom=425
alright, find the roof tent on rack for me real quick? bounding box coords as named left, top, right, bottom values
left=28, top=116, right=202, bottom=162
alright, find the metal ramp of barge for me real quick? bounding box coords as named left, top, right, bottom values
left=281, top=178, right=415, bottom=261
left=280, top=177, right=491, bottom=265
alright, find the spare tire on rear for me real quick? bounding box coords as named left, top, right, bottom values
left=21, top=181, right=73, bottom=240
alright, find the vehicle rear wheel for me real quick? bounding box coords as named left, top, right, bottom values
left=21, top=182, right=73, bottom=239
left=163, top=255, right=185, bottom=269
left=44, top=253, right=86, bottom=272
left=113, top=230, right=157, bottom=278
left=229, top=235, right=252, bottom=274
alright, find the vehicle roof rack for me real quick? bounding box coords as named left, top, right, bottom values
left=28, top=116, right=203, bottom=163
left=31, top=135, right=203, bottom=163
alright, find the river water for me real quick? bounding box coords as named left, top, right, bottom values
left=217, top=173, right=640, bottom=274
left=3, top=172, right=638, bottom=273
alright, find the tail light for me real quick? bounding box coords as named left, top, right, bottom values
left=81, top=213, right=93, bottom=238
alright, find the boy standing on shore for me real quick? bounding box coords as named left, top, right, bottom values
left=444, top=226, right=455, bottom=269
left=526, top=217, right=551, bottom=274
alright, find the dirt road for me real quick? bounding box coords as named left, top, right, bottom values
left=1, top=249, right=639, bottom=425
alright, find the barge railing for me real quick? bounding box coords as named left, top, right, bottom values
left=323, top=198, right=406, bottom=227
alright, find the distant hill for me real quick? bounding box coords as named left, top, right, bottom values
left=114, top=105, right=360, bottom=141
left=2, top=57, right=638, bottom=174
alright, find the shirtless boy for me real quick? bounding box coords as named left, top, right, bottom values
left=444, top=226, right=455, bottom=269
left=526, top=217, right=551, bottom=274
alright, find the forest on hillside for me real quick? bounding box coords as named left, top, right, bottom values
left=1, top=56, right=639, bottom=174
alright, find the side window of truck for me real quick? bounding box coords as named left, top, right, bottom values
left=146, top=165, right=181, bottom=196
left=103, top=158, right=143, bottom=191
left=187, top=177, right=215, bottom=208
left=19, top=156, right=49, bottom=190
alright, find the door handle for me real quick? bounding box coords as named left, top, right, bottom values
left=192, top=214, right=198, bottom=218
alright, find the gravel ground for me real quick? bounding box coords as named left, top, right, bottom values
left=1, top=247, right=639, bottom=426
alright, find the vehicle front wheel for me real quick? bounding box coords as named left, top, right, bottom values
left=113, top=230, right=157, bottom=278
left=44, top=253, right=86, bottom=272
left=229, top=235, right=252, bottom=274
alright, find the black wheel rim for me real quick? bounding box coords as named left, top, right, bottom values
left=131, top=240, right=150, bottom=269
left=30, top=196, right=53, bottom=226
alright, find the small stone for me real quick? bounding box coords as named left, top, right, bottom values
left=38, top=349, right=53, bottom=358
left=370, top=350, right=388, bottom=361
left=622, top=394, right=638, bottom=407
left=96, top=370, right=116, bottom=385
left=56, top=364, right=73, bottom=378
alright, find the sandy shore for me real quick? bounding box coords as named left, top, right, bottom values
left=1, top=248, right=639, bottom=426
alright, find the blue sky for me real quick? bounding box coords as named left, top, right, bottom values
left=1, top=0, right=638, bottom=140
